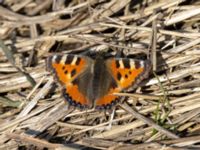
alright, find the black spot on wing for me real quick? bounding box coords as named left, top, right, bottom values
left=117, top=72, right=122, bottom=81
left=71, top=69, right=76, bottom=77
left=116, top=60, right=120, bottom=68
left=65, top=55, right=74, bottom=64
left=76, top=57, right=81, bottom=65
left=122, top=59, right=130, bottom=68
left=64, top=70, right=68, bottom=74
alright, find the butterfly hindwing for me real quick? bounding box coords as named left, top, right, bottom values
left=95, top=88, right=120, bottom=109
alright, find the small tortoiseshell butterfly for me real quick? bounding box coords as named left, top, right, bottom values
left=47, top=54, right=151, bottom=110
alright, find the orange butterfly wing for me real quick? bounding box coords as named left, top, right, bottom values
left=95, top=58, right=151, bottom=109
left=47, top=54, right=91, bottom=108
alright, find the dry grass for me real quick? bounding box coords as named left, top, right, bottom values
left=0, top=0, right=200, bottom=149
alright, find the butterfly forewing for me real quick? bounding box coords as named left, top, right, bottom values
left=106, top=58, right=151, bottom=89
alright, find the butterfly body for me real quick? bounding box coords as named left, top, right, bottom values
left=47, top=54, right=151, bottom=109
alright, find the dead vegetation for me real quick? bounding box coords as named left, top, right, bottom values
left=0, top=0, right=200, bottom=149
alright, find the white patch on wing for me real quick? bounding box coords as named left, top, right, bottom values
left=52, top=55, right=57, bottom=62
left=71, top=56, right=78, bottom=65
left=119, top=60, right=124, bottom=69
left=60, top=56, right=67, bottom=64
left=130, top=60, right=135, bottom=69
left=140, top=61, right=144, bottom=67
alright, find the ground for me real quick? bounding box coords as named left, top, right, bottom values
left=0, top=0, right=200, bottom=149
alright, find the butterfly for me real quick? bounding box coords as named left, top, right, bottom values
left=47, top=54, right=151, bottom=110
